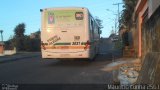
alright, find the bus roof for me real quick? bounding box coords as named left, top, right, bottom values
left=41, top=7, right=88, bottom=11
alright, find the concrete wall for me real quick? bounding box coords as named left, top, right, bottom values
left=137, top=3, right=160, bottom=85
left=0, top=47, right=16, bottom=56
left=4, top=49, right=16, bottom=55
left=137, top=52, right=160, bottom=84
left=142, top=5, right=160, bottom=60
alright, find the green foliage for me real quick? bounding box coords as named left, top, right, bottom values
left=16, top=37, right=25, bottom=51
left=8, top=23, right=41, bottom=52
left=4, top=40, right=12, bottom=50
left=120, top=0, right=138, bottom=28
left=23, top=36, right=41, bottom=52
left=23, top=36, right=31, bottom=51
left=95, top=16, right=103, bottom=30
left=122, top=31, right=129, bottom=46
left=114, top=40, right=123, bottom=50
left=13, top=23, right=26, bottom=51
left=14, top=23, right=25, bottom=37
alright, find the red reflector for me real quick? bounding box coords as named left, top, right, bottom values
left=41, top=45, right=46, bottom=50
left=84, top=40, right=90, bottom=50
left=86, top=40, right=91, bottom=45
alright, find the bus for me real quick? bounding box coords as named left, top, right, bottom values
left=40, top=7, right=101, bottom=60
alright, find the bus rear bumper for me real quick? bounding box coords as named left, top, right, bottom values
left=41, top=51, right=90, bottom=59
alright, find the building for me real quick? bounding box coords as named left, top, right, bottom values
left=30, top=33, right=36, bottom=39
left=30, top=31, right=41, bottom=39
left=0, top=42, right=4, bottom=54
left=133, top=0, right=160, bottom=58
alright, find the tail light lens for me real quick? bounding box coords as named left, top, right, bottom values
left=86, top=40, right=91, bottom=45
left=84, top=40, right=90, bottom=50
left=41, top=42, right=46, bottom=50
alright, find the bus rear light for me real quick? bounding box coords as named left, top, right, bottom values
left=86, top=40, right=91, bottom=45
left=84, top=40, right=90, bottom=50
left=41, top=45, right=46, bottom=50
left=41, top=42, right=46, bottom=50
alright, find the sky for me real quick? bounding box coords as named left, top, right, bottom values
left=0, top=0, right=123, bottom=41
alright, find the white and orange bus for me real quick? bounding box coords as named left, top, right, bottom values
left=40, top=7, right=101, bottom=59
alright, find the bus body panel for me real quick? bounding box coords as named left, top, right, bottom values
left=41, top=7, right=100, bottom=59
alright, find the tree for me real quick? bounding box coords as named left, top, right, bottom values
left=23, top=30, right=41, bottom=52
left=6, top=24, right=41, bottom=52
left=122, top=31, right=129, bottom=46
left=13, top=23, right=26, bottom=51
left=29, top=30, right=41, bottom=51
left=23, top=35, right=32, bottom=51
left=14, top=23, right=25, bottom=37
left=120, top=0, right=138, bottom=29
left=95, top=16, right=103, bottom=30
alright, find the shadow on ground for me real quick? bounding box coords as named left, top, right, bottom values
left=43, top=53, right=113, bottom=67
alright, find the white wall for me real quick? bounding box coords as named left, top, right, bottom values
left=4, top=48, right=16, bottom=55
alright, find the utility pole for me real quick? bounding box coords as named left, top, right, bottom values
left=113, top=3, right=123, bottom=32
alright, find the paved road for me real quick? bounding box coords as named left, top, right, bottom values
left=0, top=54, right=113, bottom=84
left=0, top=38, right=117, bottom=86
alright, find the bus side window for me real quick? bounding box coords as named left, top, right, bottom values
left=97, top=26, right=101, bottom=34
left=98, top=27, right=100, bottom=34
left=90, top=18, right=93, bottom=39
left=91, top=19, right=94, bottom=39
left=90, top=19, right=93, bottom=30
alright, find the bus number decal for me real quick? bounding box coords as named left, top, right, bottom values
left=74, top=36, right=80, bottom=41
left=72, top=42, right=80, bottom=45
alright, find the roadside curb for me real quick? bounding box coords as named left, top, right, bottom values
left=0, top=54, right=40, bottom=63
